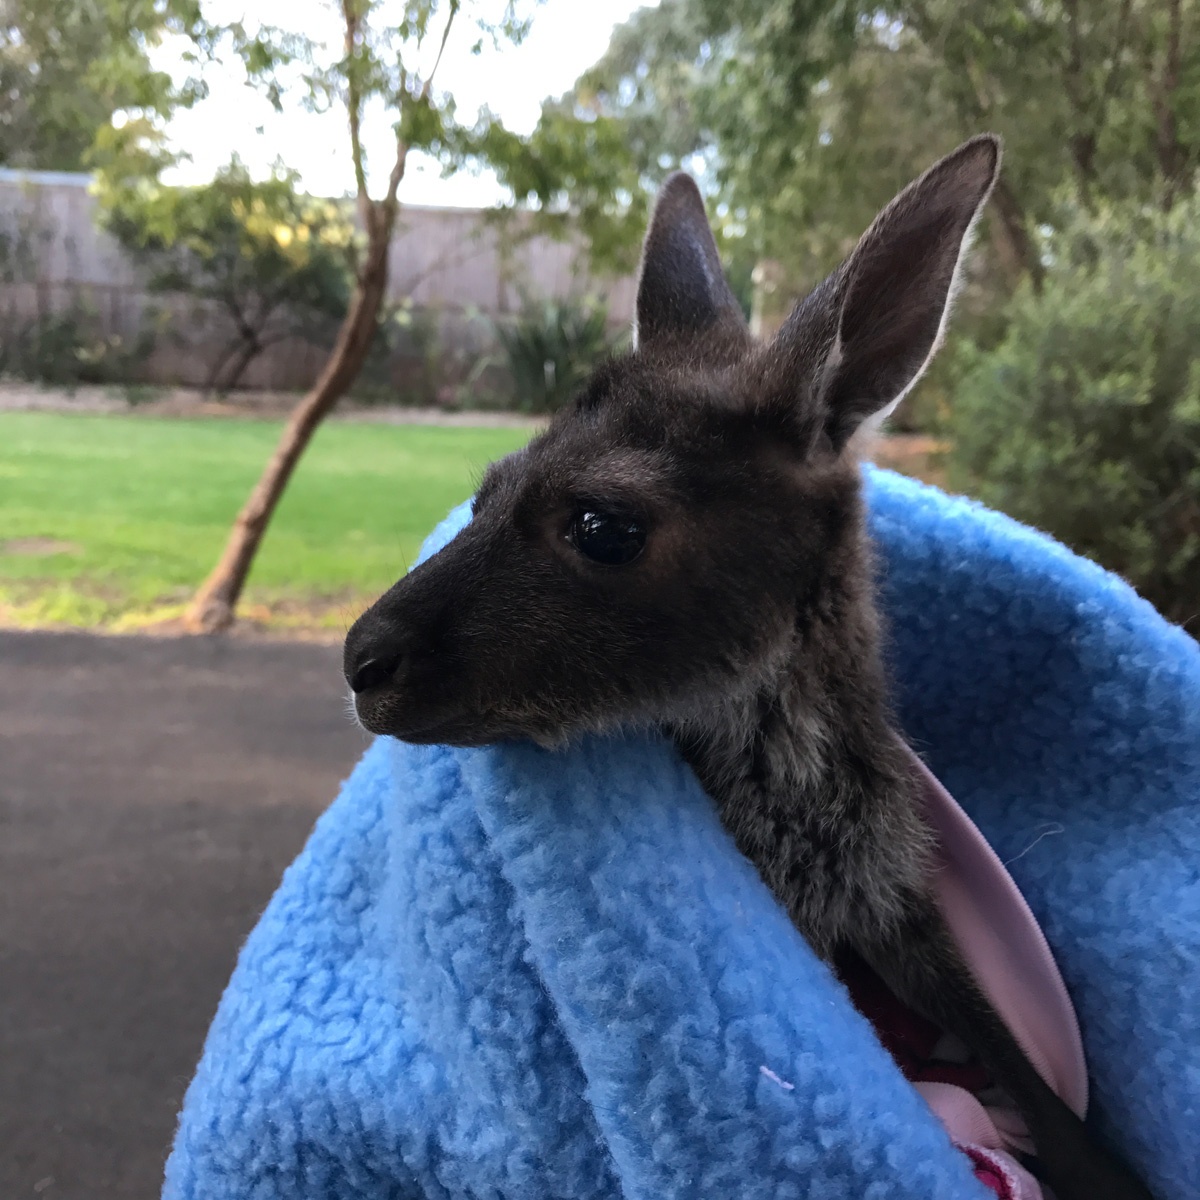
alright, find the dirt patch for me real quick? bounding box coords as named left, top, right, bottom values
left=0, top=577, right=366, bottom=643
left=129, top=597, right=361, bottom=645
left=3, top=537, right=82, bottom=557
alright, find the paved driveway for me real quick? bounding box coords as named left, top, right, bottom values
left=1, top=631, right=367, bottom=1200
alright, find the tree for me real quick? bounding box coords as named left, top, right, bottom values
left=494, top=0, right=857, bottom=273
left=542, top=0, right=1200, bottom=299
left=749, top=1, right=1200, bottom=279
left=946, top=194, right=1200, bottom=633
left=101, top=161, right=353, bottom=393
left=178, top=0, right=537, bottom=633
left=0, top=0, right=204, bottom=171
left=517, top=0, right=712, bottom=274
left=481, top=0, right=761, bottom=302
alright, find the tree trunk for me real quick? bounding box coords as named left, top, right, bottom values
left=1068, top=131, right=1097, bottom=209
left=1155, top=0, right=1185, bottom=209
left=203, top=339, right=242, bottom=397
left=206, top=335, right=262, bottom=397
left=214, top=336, right=264, bottom=395
left=183, top=219, right=393, bottom=633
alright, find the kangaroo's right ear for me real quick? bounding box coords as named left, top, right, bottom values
left=635, top=172, right=747, bottom=351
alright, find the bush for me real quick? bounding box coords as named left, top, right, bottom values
left=100, top=161, right=352, bottom=393
left=0, top=209, right=156, bottom=386
left=946, top=196, right=1200, bottom=634
left=350, top=303, right=511, bottom=411
left=495, top=297, right=620, bottom=414
left=0, top=305, right=156, bottom=387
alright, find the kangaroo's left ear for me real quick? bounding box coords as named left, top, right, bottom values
left=635, top=171, right=747, bottom=351
left=772, top=134, right=1002, bottom=449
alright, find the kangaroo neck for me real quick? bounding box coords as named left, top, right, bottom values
left=670, top=584, right=930, bottom=955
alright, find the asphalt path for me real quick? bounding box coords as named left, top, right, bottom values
left=1, top=631, right=367, bottom=1199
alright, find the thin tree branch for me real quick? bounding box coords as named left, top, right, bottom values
left=382, top=0, right=461, bottom=215
left=1060, top=0, right=1086, bottom=114
left=341, top=0, right=371, bottom=228
left=991, top=175, right=1045, bottom=293
left=216, top=334, right=265, bottom=395
left=391, top=228, right=488, bottom=296
left=1060, top=0, right=1097, bottom=201
left=383, top=140, right=411, bottom=211
left=219, top=285, right=258, bottom=342
left=904, top=0, right=1042, bottom=289
left=205, top=337, right=244, bottom=394
left=424, top=0, right=460, bottom=99
left=253, top=292, right=285, bottom=332
left=1067, top=0, right=1134, bottom=203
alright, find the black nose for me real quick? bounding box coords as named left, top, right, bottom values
left=347, top=648, right=405, bottom=694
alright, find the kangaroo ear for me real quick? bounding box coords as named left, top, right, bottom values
left=774, top=135, right=1002, bottom=449
left=635, top=172, right=747, bottom=350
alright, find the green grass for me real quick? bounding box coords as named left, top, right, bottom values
left=0, top=411, right=533, bottom=631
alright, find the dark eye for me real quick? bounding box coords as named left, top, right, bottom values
left=568, top=510, right=647, bottom=566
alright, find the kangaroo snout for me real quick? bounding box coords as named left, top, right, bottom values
left=342, top=587, right=443, bottom=737
left=344, top=621, right=411, bottom=695
left=346, top=645, right=406, bottom=695
left=343, top=607, right=415, bottom=695
left=343, top=563, right=495, bottom=744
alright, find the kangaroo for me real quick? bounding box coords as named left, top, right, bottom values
left=344, top=136, right=1154, bottom=1200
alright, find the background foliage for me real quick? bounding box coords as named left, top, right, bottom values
left=530, top=0, right=1197, bottom=290
left=0, top=0, right=207, bottom=173
left=947, top=194, right=1200, bottom=629
left=495, top=296, right=618, bottom=414
left=101, top=161, right=354, bottom=392
left=2, top=0, right=1199, bottom=632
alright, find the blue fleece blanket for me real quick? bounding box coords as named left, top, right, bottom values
left=164, top=469, right=1200, bottom=1200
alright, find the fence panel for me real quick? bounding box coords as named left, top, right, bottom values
left=0, top=169, right=635, bottom=394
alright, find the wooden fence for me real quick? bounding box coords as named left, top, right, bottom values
left=0, top=168, right=636, bottom=394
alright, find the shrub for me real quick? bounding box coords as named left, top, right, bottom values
left=100, top=161, right=352, bottom=393
left=350, top=300, right=443, bottom=407
left=351, top=303, right=510, bottom=411
left=0, top=305, right=156, bottom=386
left=946, top=196, right=1200, bottom=634
left=495, top=297, right=620, bottom=414
left=0, top=209, right=156, bottom=386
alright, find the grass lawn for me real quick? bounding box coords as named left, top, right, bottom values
left=0, top=411, right=533, bottom=634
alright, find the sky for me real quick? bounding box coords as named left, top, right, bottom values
left=158, top=0, right=651, bottom=208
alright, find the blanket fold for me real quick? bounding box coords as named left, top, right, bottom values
left=164, top=469, right=1200, bottom=1200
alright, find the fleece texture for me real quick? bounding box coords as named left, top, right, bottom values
left=164, top=468, right=1200, bottom=1200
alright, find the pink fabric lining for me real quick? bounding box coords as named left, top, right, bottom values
left=909, top=748, right=1088, bottom=1121
left=893, top=749, right=1089, bottom=1196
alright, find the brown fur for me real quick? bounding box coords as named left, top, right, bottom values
left=345, top=137, right=1153, bottom=1200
